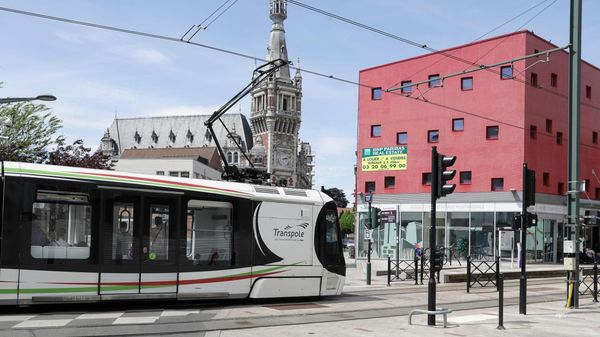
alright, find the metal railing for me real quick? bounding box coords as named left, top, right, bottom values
left=419, top=248, right=440, bottom=284
left=578, top=262, right=599, bottom=302
left=387, top=255, right=419, bottom=285
left=467, top=256, right=500, bottom=292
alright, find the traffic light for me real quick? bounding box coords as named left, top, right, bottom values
left=432, top=249, right=444, bottom=272
left=370, top=207, right=382, bottom=229
left=528, top=214, right=538, bottom=228
left=434, top=149, right=456, bottom=199
left=512, top=214, right=522, bottom=231
left=584, top=210, right=599, bottom=226
left=523, top=166, right=536, bottom=209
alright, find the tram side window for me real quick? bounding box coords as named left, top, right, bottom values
left=30, top=191, right=92, bottom=260
left=324, top=208, right=341, bottom=259
left=186, top=200, right=233, bottom=266
left=112, top=203, right=134, bottom=261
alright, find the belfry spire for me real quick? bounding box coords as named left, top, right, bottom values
left=267, top=0, right=291, bottom=80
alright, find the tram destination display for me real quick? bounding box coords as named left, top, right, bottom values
left=361, top=146, right=407, bottom=171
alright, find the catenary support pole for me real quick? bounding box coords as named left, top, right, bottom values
left=367, top=200, right=372, bottom=285
left=520, top=164, right=528, bottom=315
left=428, top=146, right=438, bottom=326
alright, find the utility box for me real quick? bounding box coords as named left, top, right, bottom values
left=564, top=257, right=577, bottom=271
left=564, top=240, right=576, bottom=254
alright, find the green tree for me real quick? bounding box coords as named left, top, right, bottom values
left=323, top=187, right=349, bottom=208
left=339, top=210, right=355, bottom=235
left=48, top=139, right=112, bottom=170
left=0, top=101, right=63, bottom=163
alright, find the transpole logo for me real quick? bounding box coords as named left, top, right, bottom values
left=273, top=223, right=309, bottom=241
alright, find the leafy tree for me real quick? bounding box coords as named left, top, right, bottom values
left=0, top=101, right=63, bottom=163
left=48, top=139, right=112, bottom=170
left=323, top=187, right=349, bottom=208
left=339, top=210, right=355, bottom=235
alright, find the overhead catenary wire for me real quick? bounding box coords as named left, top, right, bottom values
left=183, top=0, right=236, bottom=41
left=1, top=5, right=600, bottom=155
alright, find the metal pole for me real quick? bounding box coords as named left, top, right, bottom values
left=367, top=201, right=372, bottom=285
left=594, top=261, right=598, bottom=303
left=497, top=274, right=505, bottom=330
left=496, top=256, right=500, bottom=291
left=415, top=253, right=419, bottom=285
left=428, top=146, right=438, bottom=326
left=467, top=256, right=471, bottom=293
left=420, top=253, right=424, bottom=284
left=520, top=164, right=528, bottom=315
left=567, top=0, right=582, bottom=309
left=387, top=256, right=391, bottom=287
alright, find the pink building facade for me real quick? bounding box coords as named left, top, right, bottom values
left=356, top=31, right=600, bottom=264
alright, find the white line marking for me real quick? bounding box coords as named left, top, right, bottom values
left=113, top=317, right=158, bottom=325
left=13, top=319, right=72, bottom=328
left=449, top=314, right=497, bottom=323
left=0, top=315, right=35, bottom=322
left=76, top=313, right=124, bottom=320
left=160, top=310, right=200, bottom=317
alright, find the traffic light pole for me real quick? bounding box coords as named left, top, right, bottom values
left=520, top=164, right=528, bottom=315
left=428, top=147, right=438, bottom=326
left=367, top=200, right=372, bottom=285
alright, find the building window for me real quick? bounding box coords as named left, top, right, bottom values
left=596, top=187, right=600, bottom=200
left=422, top=173, right=432, bottom=185
left=397, top=132, right=408, bottom=145
left=401, top=81, right=412, bottom=94
left=151, top=131, right=159, bottom=143
left=169, top=172, right=179, bottom=177
left=365, top=181, right=376, bottom=193
left=186, top=129, right=194, bottom=144
left=371, top=87, right=382, bottom=100
left=586, top=85, right=592, bottom=99
left=530, top=125, right=537, bottom=139
left=460, top=171, right=472, bottom=184
left=531, top=72, right=538, bottom=87
left=500, top=66, right=513, bottom=79
left=593, top=131, right=598, bottom=144
left=371, top=125, right=382, bottom=137
left=428, top=74, right=441, bottom=88
left=543, top=172, right=550, bottom=186
left=134, top=131, right=141, bottom=144
left=556, top=132, right=563, bottom=145
left=585, top=179, right=591, bottom=192
left=546, top=119, right=553, bottom=133
left=156, top=171, right=165, bottom=176
left=486, top=126, right=499, bottom=139
left=551, top=73, right=558, bottom=87
left=428, top=130, right=439, bottom=143
left=491, top=178, right=504, bottom=191
left=558, top=182, right=565, bottom=195
left=384, top=176, right=395, bottom=188
left=168, top=130, right=176, bottom=144
left=180, top=171, right=190, bottom=178
left=461, top=77, right=473, bottom=91
left=452, top=118, right=464, bottom=131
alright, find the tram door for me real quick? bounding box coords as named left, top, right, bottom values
left=100, top=191, right=177, bottom=295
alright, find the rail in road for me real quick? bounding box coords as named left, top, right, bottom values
left=0, top=280, right=564, bottom=337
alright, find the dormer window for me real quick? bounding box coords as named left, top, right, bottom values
left=134, top=131, right=141, bottom=144
left=169, top=130, right=176, bottom=144
left=151, top=131, right=159, bottom=143
left=186, top=129, right=194, bottom=144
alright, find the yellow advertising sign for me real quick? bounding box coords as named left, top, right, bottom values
left=361, top=146, right=407, bottom=171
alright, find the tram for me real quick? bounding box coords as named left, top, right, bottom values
left=0, top=162, right=345, bottom=305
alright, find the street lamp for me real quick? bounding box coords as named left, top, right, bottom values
left=0, top=94, right=57, bottom=104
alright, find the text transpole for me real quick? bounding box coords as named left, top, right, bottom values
left=273, top=228, right=305, bottom=239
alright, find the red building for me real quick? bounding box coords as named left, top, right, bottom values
left=356, top=31, right=600, bottom=264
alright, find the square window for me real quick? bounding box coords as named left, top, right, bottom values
left=460, top=171, right=472, bottom=184
left=530, top=125, right=537, bottom=139
left=397, top=132, right=408, bottom=145
left=585, top=179, right=591, bottom=192
left=371, top=87, right=382, bottom=100
left=180, top=171, right=190, bottom=178
left=401, top=81, right=412, bottom=94
left=531, top=72, right=538, bottom=87
left=428, top=74, right=441, bottom=88
left=384, top=176, right=395, bottom=188
left=491, top=178, right=504, bottom=191
left=586, top=85, right=592, bottom=99
left=551, top=73, right=558, bottom=87
left=365, top=181, right=376, bottom=193
left=461, top=77, right=473, bottom=91
left=596, top=187, right=600, bottom=200
left=422, top=172, right=432, bottom=185
left=169, top=171, right=179, bottom=177
left=500, top=66, right=513, bottom=79
left=452, top=118, right=464, bottom=131
left=428, top=130, right=439, bottom=143
left=558, top=182, right=564, bottom=195
left=543, top=172, right=550, bottom=186
left=371, top=125, right=381, bottom=137
left=593, top=131, right=598, bottom=144
left=486, top=126, right=499, bottom=139
left=546, top=119, right=553, bottom=133
left=156, top=171, right=165, bottom=176
left=556, top=132, right=563, bottom=145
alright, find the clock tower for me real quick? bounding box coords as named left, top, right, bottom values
left=250, top=0, right=303, bottom=187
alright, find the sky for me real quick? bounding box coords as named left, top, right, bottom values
left=1, top=0, right=599, bottom=202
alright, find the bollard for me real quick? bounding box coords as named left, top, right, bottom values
left=467, top=256, right=471, bottom=293
left=387, top=256, right=391, bottom=286
left=420, top=255, right=425, bottom=285
left=414, top=255, right=419, bottom=285
left=496, top=256, right=500, bottom=291
left=594, top=261, right=598, bottom=303
left=497, top=274, right=505, bottom=330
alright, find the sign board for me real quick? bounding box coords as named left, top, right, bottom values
left=361, top=146, right=407, bottom=172
left=564, top=240, right=576, bottom=254
left=364, top=229, right=372, bottom=241
left=379, top=210, right=397, bottom=224
left=364, top=193, right=373, bottom=203
left=564, top=257, right=577, bottom=271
